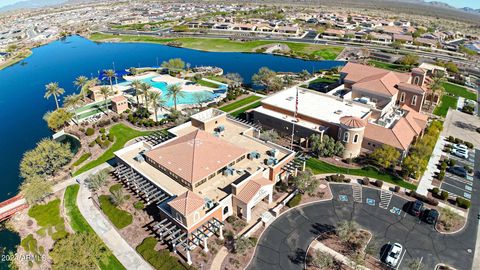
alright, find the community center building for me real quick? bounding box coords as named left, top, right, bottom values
left=113, top=108, right=296, bottom=264
left=252, top=62, right=431, bottom=158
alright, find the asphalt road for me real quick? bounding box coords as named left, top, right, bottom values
left=248, top=150, right=480, bottom=270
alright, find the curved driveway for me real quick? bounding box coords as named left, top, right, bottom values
left=248, top=165, right=480, bottom=270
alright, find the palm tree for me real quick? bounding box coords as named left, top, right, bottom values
left=428, top=75, right=446, bottom=109
left=44, top=82, right=65, bottom=109
left=63, top=94, right=84, bottom=124
left=103, top=69, right=117, bottom=93
left=130, top=80, right=143, bottom=107
left=140, top=82, right=151, bottom=109
left=74, top=76, right=88, bottom=97
left=81, top=78, right=99, bottom=100
left=149, top=91, right=166, bottom=122
left=99, top=86, right=112, bottom=114
left=129, top=67, right=137, bottom=76
left=166, top=84, right=185, bottom=111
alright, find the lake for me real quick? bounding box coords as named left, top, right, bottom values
left=0, top=35, right=344, bottom=268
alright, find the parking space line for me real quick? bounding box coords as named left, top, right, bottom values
left=442, top=181, right=470, bottom=193
left=395, top=247, right=407, bottom=270
left=352, top=185, right=362, bottom=203
left=379, top=190, right=392, bottom=209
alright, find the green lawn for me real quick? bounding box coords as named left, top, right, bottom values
left=306, top=158, right=417, bottom=190
left=63, top=185, right=126, bottom=270
left=442, top=82, right=477, bottom=100
left=74, top=124, right=153, bottom=176
left=230, top=100, right=262, bottom=118
left=196, top=79, right=220, bottom=88
left=219, top=95, right=262, bottom=112
left=28, top=199, right=68, bottom=240
left=136, top=237, right=192, bottom=270
left=433, top=95, right=458, bottom=117
left=368, top=60, right=410, bottom=72
left=72, top=153, right=92, bottom=167
left=89, top=33, right=343, bottom=60
left=99, top=195, right=133, bottom=229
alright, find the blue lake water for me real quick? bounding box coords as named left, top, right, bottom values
left=0, top=35, right=344, bottom=268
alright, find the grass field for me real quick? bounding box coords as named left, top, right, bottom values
left=368, top=60, right=410, bottom=71
left=306, top=158, right=417, bottom=190
left=442, top=82, right=477, bottom=100
left=196, top=79, right=220, bottom=88
left=63, top=185, right=125, bottom=270
left=74, top=124, right=153, bottom=176
left=219, top=95, right=262, bottom=112
left=230, top=100, right=262, bottom=117
left=28, top=199, right=68, bottom=240
left=99, top=195, right=133, bottom=229
left=72, top=153, right=92, bottom=167
left=136, top=237, right=191, bottom=270
left=433, top=95, right=458, bottom=117
left=88, top=33, right=343, bottom=60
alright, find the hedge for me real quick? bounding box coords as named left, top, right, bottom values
left=287, top=194, right=302, bottom=207
left=456, top=197, right=471, bottom=209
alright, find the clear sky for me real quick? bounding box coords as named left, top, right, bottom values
left=0, top=0, right=479, bottom=9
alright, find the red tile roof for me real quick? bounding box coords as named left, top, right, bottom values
left=145, top=130, right=248, bottom=184
left=339, top=116, right=366, bottom=128
left=168, top=191, right=204, bottom=216
left=235, top=176, right=273, bottom=204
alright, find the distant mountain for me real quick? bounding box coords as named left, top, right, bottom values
left=0, top=0, right=67, bottom=13
left=461, top=7, right=480, bottom=14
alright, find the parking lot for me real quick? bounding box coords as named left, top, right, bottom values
left=441, top=146, right=476, bottom=200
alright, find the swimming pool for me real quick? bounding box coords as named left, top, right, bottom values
left=135, top=77, right=219, bottom=107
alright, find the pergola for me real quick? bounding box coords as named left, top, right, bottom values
left=114, top=163, right=170, bottom=205
left=153, top=217, right=224, bottom=265
left=136, top=131, right=174, bottom=146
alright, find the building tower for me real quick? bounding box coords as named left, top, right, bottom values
left=411, top=68, right=426, bottom=86
left=338, top=116, right=366, bottom=159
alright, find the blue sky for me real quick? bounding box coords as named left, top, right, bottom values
left=0, top=0, right=479, bottom=9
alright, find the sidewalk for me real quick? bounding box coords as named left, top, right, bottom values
left=417, top=135, right=446, bottom=195
left=210, top=246, right=228, bottom=270
left=76, top=163, right=153, bottom=270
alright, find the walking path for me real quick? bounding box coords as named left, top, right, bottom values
left=417, top=135, right=446, bottom=195
left=75, top=163, right=154, bottom=270
left=210, top=246, right=228, bottom=270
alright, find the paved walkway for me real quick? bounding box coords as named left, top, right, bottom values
left=76, top=163, right=154, bottom=270
left=210, top=246, right=228, bottom=270
left=417, top=135, right=446, bottom=195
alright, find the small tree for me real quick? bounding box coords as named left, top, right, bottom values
left=398, top=54, right=419, bottom=66
left=310, top=135, right=344, bottom=157
left=225, top=73, right=243, bottom=88
left=370, top=145, right=400, bottom=170
left=110, top=189, right=125, bottom=207
left=20, top=176, right=53, bottom=204
left=311, top=250, right=334, bottom=269
left=252, top=67, right=284, bottom=93
left=336, top=220, right=361, bottom=249
left=407, top=258, right=424, bottom=270
left=85, top=170, right=109, bottom=196
left=290, top=169, right=318, bottom=195
left=259, top=129, right=280, bottom=142
left=234, top=237, right=254, bottom=255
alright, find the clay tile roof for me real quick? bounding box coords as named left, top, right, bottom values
left=145, top=130, right=248, bottom=184
left=396, top=82, right=426, bottom=94
left=168, top=191, right=204, bottom=216
left=364, top=120, right=415, bottom=151
left=110, top=95, right=127, bottom=103
left=339, top=116, right=366, bottom=128
left=236, top=176, right=273, bottom=204
left=354, top=71, right=402, bottom=96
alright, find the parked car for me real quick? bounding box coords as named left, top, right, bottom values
left=447, top=166, right=467, bottom=177
left=452, top=148, right=469, bottom=159
left=385, top=243, right=403, bottom=267
left=452, top=143, right=468, bottom=151
left=423, top=209, right=439, bottom=224
left=409, top=200, right=424, bottom=217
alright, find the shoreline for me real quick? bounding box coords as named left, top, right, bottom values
left=0, top=50, right=32, bottom=71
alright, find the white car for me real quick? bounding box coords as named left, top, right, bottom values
left=385, top=243, right=403, bottom=267
left=452, top=143, right=468, bottom=151
left=452, top=148, right=469, bottom=159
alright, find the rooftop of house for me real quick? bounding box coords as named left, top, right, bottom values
left=168, top=190, right=205, bottom=217
left=259, top=86, right=371, bottom=125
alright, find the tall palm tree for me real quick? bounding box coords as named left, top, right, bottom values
left=44, top=82, right=65, bottom=109
left=131, top=80, right=143, bottom=108
left=149, top=91, right=166, bottom=122
left=63, top=94, right=84, bottom=124
left=166, top=84, right=184, bottom=111
left=99, top=86, right=112, bottom=115
left=429, top=76, right=446, bottom=109
left=74, top=75, right=88, bottom=93
left=103, top=69, right=117, bottom=93
left=139, top=82, right=151, bottom=110
left=81, top=78, right=100, bottom=100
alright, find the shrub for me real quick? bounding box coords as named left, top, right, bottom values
left=447, top=136, right=454, bottom=142
left=134, top=201, right=145, bottom=210
left=226, top=216, right=237, bottom=223
left=409, top=191, right=439, bottom=206
left=99, top=128, right=106, bottom=134
left=440, top=162, right=448, bottom=170
left=111, top=115, right=119, bottom=122
left=287, top=194, right=302, bottom=207
left=109, top=184, right=122, bottom=193
left=108, top=133, right=114, bottom=142
left=393, top=186, right=400, bottom=192
left=85, top=128, right=94, bottom=136
left=456, top=197, right=471, bottom=209
left=432, top=187, right=440, bottom=194
left=88, top=141, right=95, bottom=147
left=454, top=138, right=463, bottom=144
left=101, top=133, right=106, bottom=141
left=374, top=180, right=383, bottom=188
left=438, top=170, right=445, bottom=181
left=447, top=159, right=456, bottom=166
left=440, top=191, right=449, bottom=200
left=465, top=142, right=474, bottom=149
left=95, top=136, right=102, bottom=144
left=361, top=177, right=370, bottom=185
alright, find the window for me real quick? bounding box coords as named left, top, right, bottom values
left=175, top=212, right=183, bottom=224
left=223, top=206, right=229, bottom=215
left=411, top=95, right=417, bottom=106
left=413, top=76, right=420, bottom=85
left=400, top=92, right=406, bottom=103
left=343, top=132, right=350, bottom=142
left=353, top=134, right=359, bottom=143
